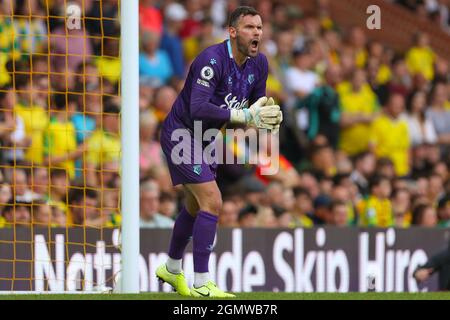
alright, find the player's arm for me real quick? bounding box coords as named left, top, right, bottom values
left=189, top=54, right=231, bottom=122
left=189, top=53, right=279, bottom=128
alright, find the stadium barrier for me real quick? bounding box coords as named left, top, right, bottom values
left=0, top=227, right=448, bottom=293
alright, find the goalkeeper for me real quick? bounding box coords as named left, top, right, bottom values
left=156, top=6, right=282, bottom=298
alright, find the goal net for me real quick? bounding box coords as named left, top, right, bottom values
left=0, top=0, right=122, bottom=292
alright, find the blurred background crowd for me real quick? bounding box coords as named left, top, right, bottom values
left=0, top=0, right=449, bottom=230
left=395, top=0, right=450, bottom=33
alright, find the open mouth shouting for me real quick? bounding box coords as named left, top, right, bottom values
left=249, top=39, right=259, bottom=54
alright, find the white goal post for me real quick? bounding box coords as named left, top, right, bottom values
left=0, top=0, right=140, bottom=295
left=120, top=0, right=140, bottom=293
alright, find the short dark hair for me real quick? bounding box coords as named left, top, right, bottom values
left=391, top=188, right=409, bottom=199
left=333, top=173, right=351, bottom=186
left=272, top=205, right=287, bottom=218
left=68, top=187, right=98, bottom=205
left=311, top=143, right=332, bottom=154
left=228, top=6, right=259, bottom=27
left=412, top=203, right=432, bottom=225
left=369, top=175, right=390, bottom=191
left=0, top=85, right=13, bottom=101
left=292, top=187, right=311, bottom=199
left=376, top=157, right=394, bottom=168
left=238, top=204, right=258, bottom=221
left=52, top=93, right=79, bottom=110
left=2, top=197, right=31, bottom=214
left=160, top=191, right=175, bottom=203
left=50, top=168, right=67, bottom=179
left=330, top=200, right=347, bottom=212
left=103, top=101, right=120, bottom=115
left=353, top=151, right=372, bottom=163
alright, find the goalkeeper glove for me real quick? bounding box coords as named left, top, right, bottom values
left=263, top=97, right=283, bottom=134
left=230, top=96, right=280, bottom=130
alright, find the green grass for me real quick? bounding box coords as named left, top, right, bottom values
left=0, top=292, right=449, bottom=300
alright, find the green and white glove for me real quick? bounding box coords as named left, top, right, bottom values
left=230, top=96, right=268, bottom=128
left=263, top=97, right=283, bottom=134
left=230, top=96, right=281, bottom=130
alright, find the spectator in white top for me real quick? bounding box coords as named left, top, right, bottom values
left=404, top=90, right=437, bottom=146
left=285, top=48, right=320, bottom=104
left=437, top=0, right=450, bottom=33
left=427, top=82, right=450, bottom=147
left=0, top=87, right=29, bottom=164
left=140, top=179, right=174, bottom=228
left=284, top=48, right=320, bottom=130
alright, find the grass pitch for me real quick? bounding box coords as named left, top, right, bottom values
left=0, top=292, right=449, bottom=300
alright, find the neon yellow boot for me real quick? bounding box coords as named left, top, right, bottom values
left=155, top=263, right=191, bottom=296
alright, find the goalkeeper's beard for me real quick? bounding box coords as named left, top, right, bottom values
left=236, top=34, right=258, bottom=58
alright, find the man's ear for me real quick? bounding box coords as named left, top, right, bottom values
left=228, top=26, right=237, bottom=40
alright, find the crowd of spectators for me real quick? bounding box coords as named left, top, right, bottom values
left=0, top=0, right=121, bottom=228
left=0, top=0, right=449, bottom=230
left=394, top=0, right=450, bottom=33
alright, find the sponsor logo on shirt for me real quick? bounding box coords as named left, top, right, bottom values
left=193, top=164, right=202, bottom=175
left=196, top=78, right=210, bottom=87
left=220, top=93, right=249, bottom=110
left=200, top=66, right=214, bottom=80
left=248, top=74, right=255, bottom=84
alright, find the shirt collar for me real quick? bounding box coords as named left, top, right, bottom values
left=226, top=39, right=250, bottom=61
left=226, top=39, right=233, bottom=58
